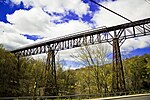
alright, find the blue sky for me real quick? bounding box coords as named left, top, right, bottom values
left=0, top=0, right=150, bottom=68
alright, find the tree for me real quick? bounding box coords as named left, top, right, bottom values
left=71, top=44, right=110, bottom=93
left=123, top=54, right=150, bottom=91
left=57, top=66, right=77, bottom=95
left=0, top=45, right=19, bottom=96
left=75, top=67, right=95, bottom=94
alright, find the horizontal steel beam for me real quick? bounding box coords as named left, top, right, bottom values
left=11, top=18, right=150, bottom=56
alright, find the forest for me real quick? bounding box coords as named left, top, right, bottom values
left=0, top=44, right=150, bottom=97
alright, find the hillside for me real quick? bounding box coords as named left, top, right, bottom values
left=73, top=54, right=150, bottom=94
left=0, top=44, right=150, bottom=96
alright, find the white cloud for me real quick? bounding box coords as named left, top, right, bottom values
left=121, top=36, right=150, bottom=52
left=49, top=20, right=91, bottom=38
left=93, top=0, right=150, bottom=27
left=11, top=0, right=89, bottom=17
left=2, top=1, right=91, bottom=50
left=6, top=7, right=92, bottom=39
left=92, top=0, right=150, bottom=51
left=7, top=7, right=53, bottom=37
left=0, top=22, right=34, bottom=50
left=2, top=0, right=90, bottom=51
left=7, top=0, right=91, bottom=37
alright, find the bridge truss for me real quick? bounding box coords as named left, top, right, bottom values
left=11, top=18, right=150, bottom=56
left=11, top=18, right=150, bottom=93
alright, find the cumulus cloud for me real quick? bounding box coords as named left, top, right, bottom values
left=6, top=7, right=92, bottom=38
left=6, top=8, right=92, bottom=42
left=0, top=22, right=34, bottom=50
left=7, top=7, right=53, bottom=36
left=0, top=0, right=91, bottom=50
left=92, top=0, right=150, bottom=51
left=93, top=0, right=150, bottom=26
left=11, top=0, right=89, bottom=17
left=121, top=36, right=150, bottom=52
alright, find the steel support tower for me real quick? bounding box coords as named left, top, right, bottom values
left=112, top=32, right=126, bottom=92
left=44, top=48, right=58, bottom=96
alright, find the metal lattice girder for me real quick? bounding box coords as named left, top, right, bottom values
left=11, top=18, right=150, bottom=56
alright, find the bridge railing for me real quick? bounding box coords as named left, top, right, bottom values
left=0, top=90, right=150, bottom=100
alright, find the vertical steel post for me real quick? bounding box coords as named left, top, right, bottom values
left=45, top=48, right=58, bottom=96
left=112, top=31, right=126, bottom=92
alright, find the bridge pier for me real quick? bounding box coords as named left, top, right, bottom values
left=112, top=31, right=126, bottom=92
left=44, top=48, right=58, bottom=96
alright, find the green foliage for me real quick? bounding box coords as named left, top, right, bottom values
left=124, top=54, right=150, bottom=91
left=0, top=44, right=150, bottom=97
left=0, top=45, right=19, bottom=96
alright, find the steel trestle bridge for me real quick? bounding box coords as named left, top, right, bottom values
left=11, top=18, right=150, bottom=94
left=11, top=18, right=150, bottom=56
